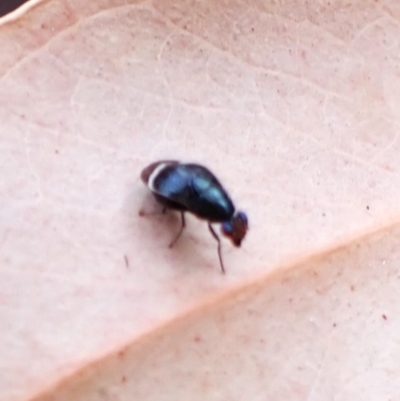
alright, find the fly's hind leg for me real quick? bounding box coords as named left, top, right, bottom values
left=169, top=212, right=186, bottom=248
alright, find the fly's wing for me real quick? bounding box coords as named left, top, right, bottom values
left=153, top=164, right=234, bottom=222
left=152, top=164, right=193, bottom=201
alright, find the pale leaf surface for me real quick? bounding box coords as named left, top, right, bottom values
left=1, top=0, right=400, bottom=400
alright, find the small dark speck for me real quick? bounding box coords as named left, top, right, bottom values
left=350, top=285, right=355, bottom=291
left=124, top=255, right=129, bottom=268
left=322, top=213, right=326, bottom=217
left=55, top=149, right=59, bottom=154
left=333, top=323, right=337, bottom=327
left=366, top=205, right=370, bottom=210
left=194, top=335, right=201, bottom=343
left=121, top=376, right=127, bottom=383
left=251, top=27, right=254, bottom=32
left=382, top=314, right=387, bottom=320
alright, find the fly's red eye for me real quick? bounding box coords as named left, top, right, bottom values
left=220, top=211, right=248, bottom=247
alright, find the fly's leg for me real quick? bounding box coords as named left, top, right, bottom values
left=208, top=223, right=225, bottom=274
left=169, top=212, right=186, bottom=248
left=138, top=206, right=167, bottom=217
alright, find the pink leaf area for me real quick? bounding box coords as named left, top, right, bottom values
left=1, top=0, right=400, bottom=400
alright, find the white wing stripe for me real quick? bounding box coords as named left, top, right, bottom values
left=148, top=162, right=170, bottom=192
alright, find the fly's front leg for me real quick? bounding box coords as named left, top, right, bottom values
left=208, top=223, right=225, bottom=274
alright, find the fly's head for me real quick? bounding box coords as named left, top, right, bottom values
left=221, top=211, right=248, bottom=247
